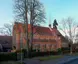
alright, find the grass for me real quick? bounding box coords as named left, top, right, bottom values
left=63, top=52, right=78, bottom=56
left=70, top=53, right=78, bottom=56
left=38, top=55, right=63, bottom=61
left=0, top=61, right=25, bottom=64
left=0, top=61, right=21, bottom=64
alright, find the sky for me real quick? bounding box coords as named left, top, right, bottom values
left=0, top=0, right=78, bottom=28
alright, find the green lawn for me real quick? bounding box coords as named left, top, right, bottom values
left=38, top=55, right=63, bottom=61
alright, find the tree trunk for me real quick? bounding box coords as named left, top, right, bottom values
left=24, top=0, right=29, bottom=58
left=70, top=42, right=73, bottom=54
left=30, top=23, right=33, bottom=52
left=30, top=0, right=34, bottom=52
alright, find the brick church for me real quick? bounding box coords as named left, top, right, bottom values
left=12, top=21, right=69, bottom=52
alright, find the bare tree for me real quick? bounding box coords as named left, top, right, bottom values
left=14, top=0, right=46, bottom=54
left=14, top=0, right=46, bottom=23
left=29, top=0, right=46, bottom=51
left=14, top=0, right=30, bottom=57
left=59, top=17, right=78, bottom=54
left=0, top=23, right=13, bottom=36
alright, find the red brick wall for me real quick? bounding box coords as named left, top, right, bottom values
left=13, top=23, right=62, bottom=51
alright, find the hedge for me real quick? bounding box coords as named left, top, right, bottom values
left=0, top=48, right=71, bottom=61
left=0, top=52, right=17, bottom=61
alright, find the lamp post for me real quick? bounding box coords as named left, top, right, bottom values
left=20, top=33, right=23, bottom=64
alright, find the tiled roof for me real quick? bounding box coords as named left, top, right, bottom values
left=14, top=22, right=60, bottom=36
left=33, top=26, right=53, bottom=35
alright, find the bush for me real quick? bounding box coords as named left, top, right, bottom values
left=16, top=49, right=27, bottom=58
left=30, top=51, right=60, bottom=57
left=57, top=48, right=62, bottom=54
left=17, top=48, right=71, bottom=58
left=50, top=51, right=59, bottom=55
left=0, top=52, right=17, bottom=61
left=61, top=47, right=70, bottom=54
left=22, top=49, right=27, bottom=58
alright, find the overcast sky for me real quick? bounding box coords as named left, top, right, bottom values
left=0, top=0, right=78, bottom=28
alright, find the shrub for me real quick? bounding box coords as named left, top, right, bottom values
left=0, top=52, right=17, bottom=61
left=50, top=51, right=59, bottom=55
left=57, top=48, right=62, bottom=54
left=61, top=47, right=70, bottom=51
left=30, top=51, right=60, bottom=57
left=61, top=47, right=70, bottom=54
left=16, top=49, right=27, bottom=58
